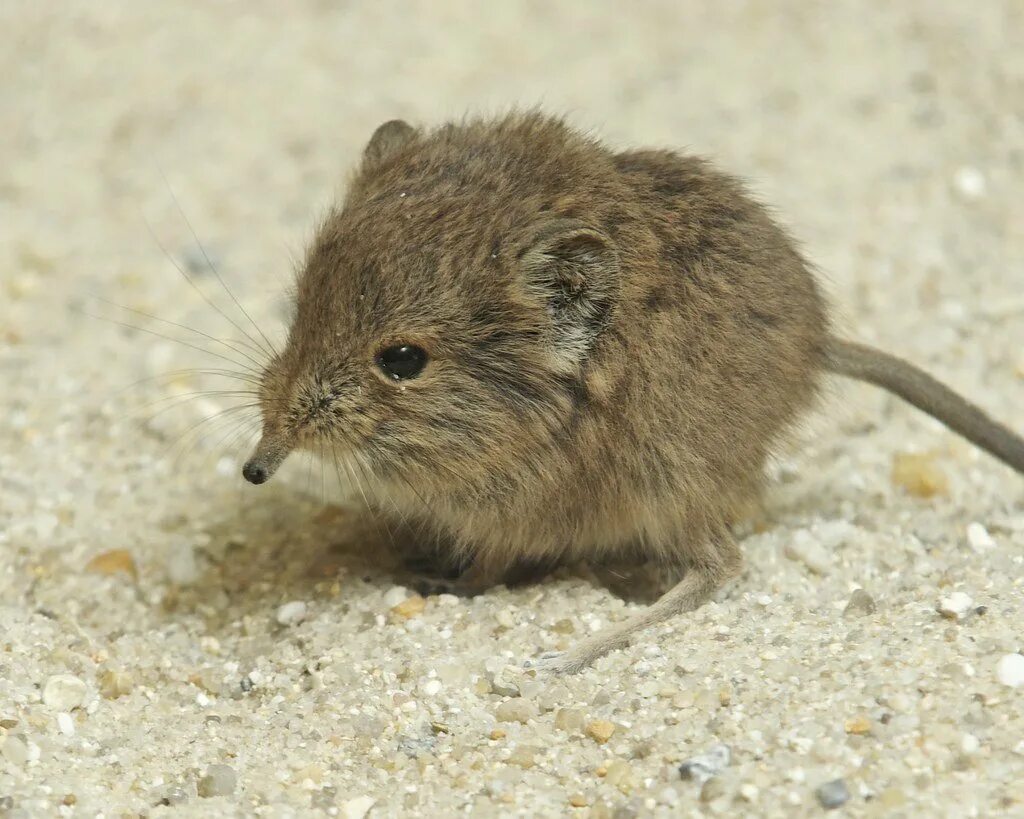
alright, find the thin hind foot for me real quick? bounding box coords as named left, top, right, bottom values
left=533, top=534, right=742, bottom=674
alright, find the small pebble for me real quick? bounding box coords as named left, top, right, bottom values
left=57, top=712, right=75, bottom=736
left=891, top=452, right=948, bottom=498
left=815, top=778, right=850, bottom=810
left=391, top=595, right=426, bottom=619
left=953, top=166, right=986, bottom=199
left=276, top=600, right=308, bottom=626
left=844, top=715, right=872, bottom=735
left=85, top=548, right=137, bottom=579
left=937, top=591, right=974, bottom=620
left=783, top=530, right=832, bottom=575
left=166, top=544, right=201, bottom=585
left=966, top=522, right=996, bottom=551
left=569, top=794, right=588, bottom=807
left=340, top=795, right=376, bottom=819
left=495, top=699, right=537, bottom=724
left=843, top=588, right=876, bottom=617
left=996, top=653, right=1024, bottom=688
left=421, top=679, right=442, bottom=696
left=2, top=736, right=28, bottom=766
left=585, top=720, right=616, bottom=744
left=99, top=670, right=134, bottom=699
left=489, top=668, right=521, bottom=697
left=508, top=745, right=537, bottom=768
left=162, top=785, right=189, bottom=806
left=678, top=744, right=731, bottom=784
left=383, top=586, right=411, bottom=607
left=739, top=783, right=759, bottom=802
left=42, top=674, right=88, bottom=711
left=197, top=763, right=237, bottom=797
left=604, top=760, right=635, bottom=793
left=554, top=708, right=586, bottom=734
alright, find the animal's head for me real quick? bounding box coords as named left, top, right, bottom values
left=243, top=114, right=624, bottom=497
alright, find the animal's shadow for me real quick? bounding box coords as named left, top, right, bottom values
left=162, top=485, right=672, bottom=629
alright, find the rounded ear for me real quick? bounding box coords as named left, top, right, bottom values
left=363, top=119, right=417, bottom=166
left=519, top=219, right=620, bottom=366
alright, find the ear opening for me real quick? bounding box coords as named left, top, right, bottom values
left=363, top=119, right=417, bottom=167
left=519, top=219, right=620, bottom=367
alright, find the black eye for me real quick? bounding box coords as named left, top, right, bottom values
left=376, top=344, right=428, bottom=381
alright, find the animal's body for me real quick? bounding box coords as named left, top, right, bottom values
left=242, top=113, right=1024, bottom=672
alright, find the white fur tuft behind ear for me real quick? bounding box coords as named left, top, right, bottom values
left=520, top=219, right=620, bottom=368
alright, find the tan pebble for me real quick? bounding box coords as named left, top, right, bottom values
left=551, top=618, right=575, bottom=634
left=554, top=707, right=585, bottom=734
left=431, top=722, right=450, bottom=735
left=292, top=763, right=323, bottom=784
left=569, top=794, right=588, bottom=808
left=586, top=720, right=616, bottom=744
left=604, top=760, right=635, bottom=793
left=85, top=549, right=137, bottom=579
left=595, top=765, right=608, bottom=777
left=98, top=670, right=134, bottom=699
left=891, top=452, right=948, bottom=498
left=490, top=728, right=506, bottom=740
left=718, top=687, right=732, bottom=707
left=508, top=745, right=537, bottom=768
left=391, top=595, right=426, bottom=618
left=495, top=699, right=537, bottom=724
left=62, top=794, right=77, bottom=807
left=844, top=715, right=872, bottom=735
left=879, top=787, right=906, bottom=807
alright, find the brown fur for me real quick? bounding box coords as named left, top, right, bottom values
left=242, top=112, right=1023, bottom=673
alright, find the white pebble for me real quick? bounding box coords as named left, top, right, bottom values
left=42, top=674, right=88, bottom=710
left=784, top=530, right=832, bottom=575
left=1, top=735, right=29, bottom=766
left=57, top=712, right=75, bottom=736
left=340, top=796, right=376, bottom=819
left=276, top=600, right=308, bottom=626
left=383, top=586, right=410, bottom=607
left=937, top=591, right=974, bottom=620
left=996, top=653, right=1024, bottom=688
left=953, top=166, right=986, bottom=199
left=966, top=522, right=996, bottom=551
left=961, top=734, right=980, bottom=755
left=166, top=545, right=200, bottom=586
left=421, top=679, right=442, bottom=696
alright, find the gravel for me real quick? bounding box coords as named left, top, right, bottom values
left=2, top=2, right=1023, bottom=817
left=815, top=779, right=851, bottom=810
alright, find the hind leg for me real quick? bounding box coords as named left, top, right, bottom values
left=532, top=532, right=742, bottom=674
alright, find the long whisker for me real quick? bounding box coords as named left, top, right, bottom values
left=157, top=170, right=279, bottom=359
left=122, top=389, right=262, bottom=425
left=113, top=369, right=264, bottom=397
left=82, top=309, right=259, bottom=375
left=144, top=214, right=275, bottom=364
left=169, top=406, right=261, bottom=472
left=91, top=296, right=267, bottom=370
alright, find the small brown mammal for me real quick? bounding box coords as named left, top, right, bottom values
left=242, top=112, right=1024, bottom=673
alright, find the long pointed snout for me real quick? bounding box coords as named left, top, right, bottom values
left=242, top=433, right=293, bottom=486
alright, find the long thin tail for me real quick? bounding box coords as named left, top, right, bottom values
left=825, top=338, right=1024, bottom=475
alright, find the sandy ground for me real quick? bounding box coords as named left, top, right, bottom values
left=2, top=2, right=1024, bottom=817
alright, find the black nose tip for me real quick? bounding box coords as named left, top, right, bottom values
left=242, top=460, right=268, bottom=485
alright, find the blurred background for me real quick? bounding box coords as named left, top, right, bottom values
left=5, top=0, right=1023, bottom=484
